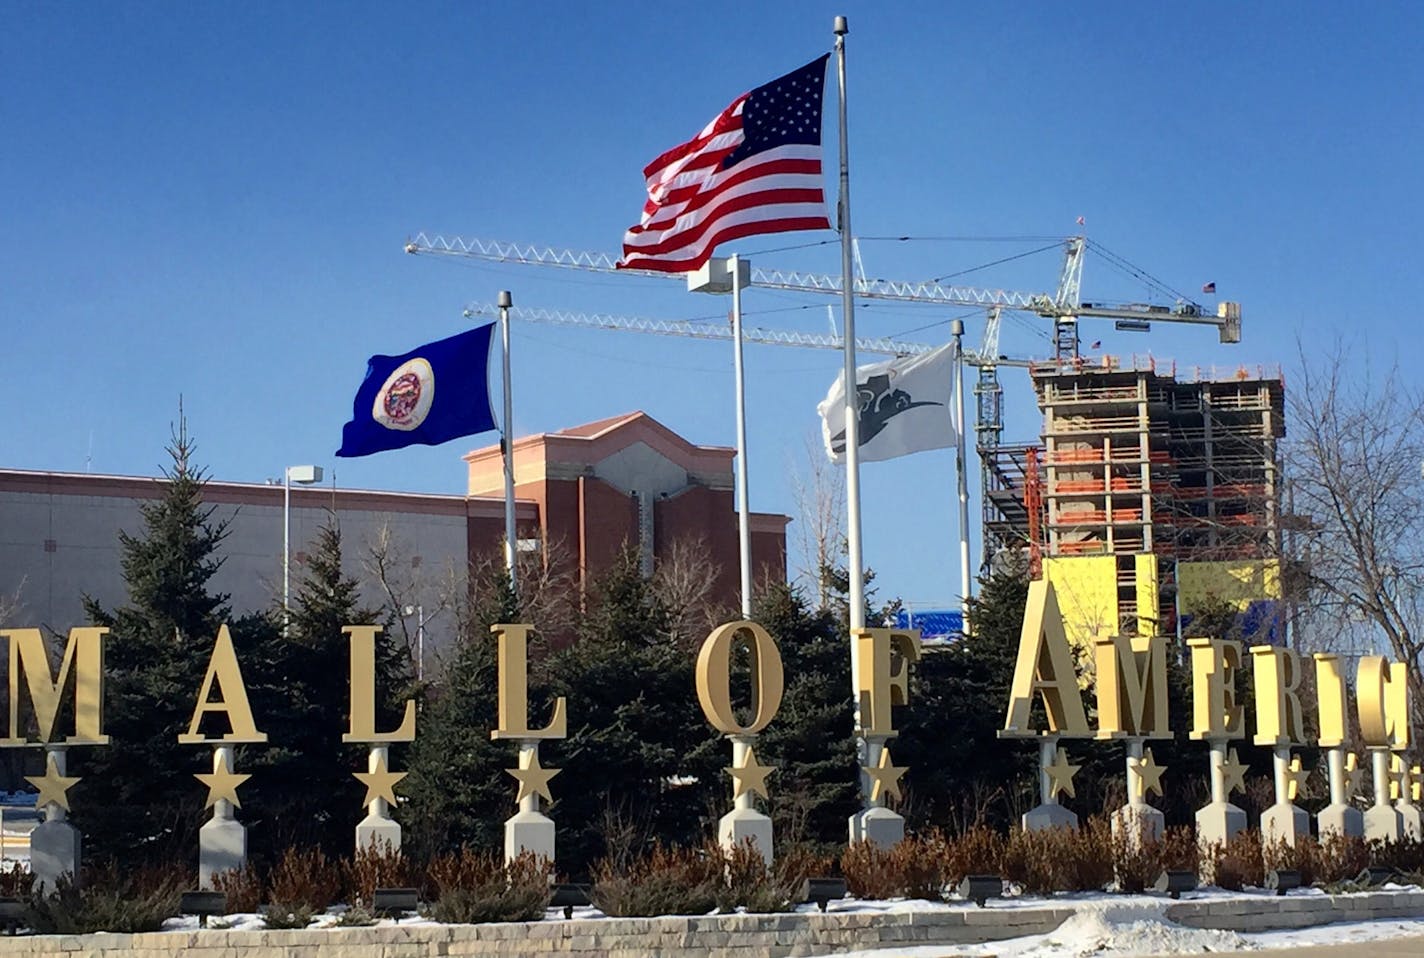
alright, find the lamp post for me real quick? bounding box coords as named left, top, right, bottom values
left=403, top=604, right=425, bottom=681
left=283, top=464, right=324, bottom=629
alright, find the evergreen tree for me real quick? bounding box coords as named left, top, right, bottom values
left=240, top=515, right=404, bottom=859
left=893, top=560, right=1036, bottom=831
left=73, top=415, right=232, bottom=864
left=541, top=550, right=723, bottom=876
left=750, top=582, right=858, bottom=849
left=399, top=564, right=518, bottom=860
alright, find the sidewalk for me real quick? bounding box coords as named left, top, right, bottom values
left=1145, top=937, right=1424, bottom=957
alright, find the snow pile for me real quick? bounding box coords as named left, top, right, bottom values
left=999, top=900, right=1248, bottom=956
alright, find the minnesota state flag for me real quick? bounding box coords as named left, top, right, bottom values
left=336, top=324, right=498, bottom=458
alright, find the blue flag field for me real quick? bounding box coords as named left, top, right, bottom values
left=336, top=324, right=498, bottom=458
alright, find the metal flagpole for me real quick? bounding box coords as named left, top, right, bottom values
left=951, top=319, right=972, bottom=627
left=498, top=289, right=518, bottom=595
left=731, top=255, right=754, bottom=619
left=834, top=15, right=878, bottom=842
left=834, top=18, right=863, bottom=638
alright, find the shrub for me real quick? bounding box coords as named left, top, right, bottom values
left=1369, top=836, right=1424, bottom=875
left=344, top=841, right=409, bottom=906
left=1265, top=834, right=1370, bottom=888
left=0, top=861, right=30, bottom=898
left=943, top=826, right=1007, bottom=887
left=1002, top=819, right=1113, bottom=895
left=332, top=903, right=376, bottom=927
left=1111, top=826, right=1198, bottom=894
left=841, top=832, right=953, bottom=901
left=26, top=868, right=182, bottom=934
left=260, top=904, right=315, bottom=929
left=421, top=850, right=551, bottom=924
left=269, top=847, right=342, bottom=913
left=591, top=842, right=721, bottom=917
left=712, top=839, right=810, bottom=914
left=1206, top=829, right=1265, bottom=891
left=211, top=863, right=263, bottom=914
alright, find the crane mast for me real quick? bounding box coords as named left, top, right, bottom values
left=410, top=232, right=1242, bottom=577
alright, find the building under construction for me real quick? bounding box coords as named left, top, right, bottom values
left=983, top=355, right=1285, bottom=645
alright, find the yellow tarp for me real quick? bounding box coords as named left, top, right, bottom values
left=1178, top=559, right=1282, bottom=612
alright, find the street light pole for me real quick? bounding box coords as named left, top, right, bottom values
left=282, top=464, right=323, bottom=631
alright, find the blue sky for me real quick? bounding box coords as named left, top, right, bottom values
left=4, top=3, right=1420, bottom=609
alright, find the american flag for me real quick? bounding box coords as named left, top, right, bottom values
left=619, top=55, right=832, bottom=273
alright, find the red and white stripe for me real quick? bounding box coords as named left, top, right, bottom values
left=619, top=96, right=830, bottom=273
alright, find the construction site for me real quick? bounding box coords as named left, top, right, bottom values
left=982, top=350, right=1285, bottom=647
left=407, top=235, right=1288, bottom=648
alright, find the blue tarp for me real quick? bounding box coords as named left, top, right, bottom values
left=893, top=609, right=964, bottom=642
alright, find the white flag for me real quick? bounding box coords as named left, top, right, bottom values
left=817, top=342, right=958, bottom=463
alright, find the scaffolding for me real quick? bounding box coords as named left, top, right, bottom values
left=981, top=356, right=1285, bottom=638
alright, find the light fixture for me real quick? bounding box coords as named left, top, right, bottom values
left=1153, top=870, right=1197, bottom=899
left=957, top=875, right=1003, bottom=907
left=800, top=877, right=848, bottom=912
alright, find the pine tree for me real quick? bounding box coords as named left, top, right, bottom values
left=240, top=515, right=404, bottom=859
left=73, top=414, right=232, bottom=864
left=751, top=582, right=859, bottom=849
left=540, top=550, right=723, bottom=876
left=892, top=560, right=1036, bottom=831
left=398, top=563, right=518, bottom=860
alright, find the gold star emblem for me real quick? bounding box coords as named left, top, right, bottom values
left=195, top=755, right=251, bottom=810
left=727, top=746, right=775, bottom=801
left=864, top=747, right=907, bottom=804
left=1285, top=755, right=1310, bottom=802
left=1219, top=748, right=1249, bottom=796
left=353, top=750, right=407, bottom=807
left=506, top=749, right=560, bottom=805
left=25, top=753, right=81, bottom=812
left=1133, top=748, right=1167, bottom=798
left=1044, top=747, right=1081, bottom=800
left=1344, top=753, right=1366, bottom=800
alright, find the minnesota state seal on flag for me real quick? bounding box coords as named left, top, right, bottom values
left=336, top=324, right=498, bottom=458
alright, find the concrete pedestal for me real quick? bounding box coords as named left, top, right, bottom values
left=1317, top=803, right=1364, bottom=839
left=354, top=746, right=402, bottom=853
left=1112, top=803, right=1164, bottom=849
left=30, top=819, right=82, bottom=892
left=848, top=737, right=904, bottom=848
left=1365, top=750, right=1402, bottom=843
left=1364, top=803, right=1403, bottom=842
left=1260, top=802, right=1309, bottom=847
left=356, top=812, right=402, bottom=853
left=198, top=814, right=247, bottom=889
left=504, top=808, right=555, bottom=862
left=719, top=806, right=773, bottom=865
left=1195, top=801, right=1247, bottom=846
left=1317, top=749, right=1362, bottom=839
left=198, top=746, right=247, bottom=889
left=850, top=806, right=905, bottom=847
left=1398, top=802, right=1422, bottom=840
left=1022, top=737, right=1078, bottom=832
left=1023, top=802, right=1079, bottom=832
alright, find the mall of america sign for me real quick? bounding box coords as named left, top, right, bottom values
left=2, top=578, right=1418, bottom=889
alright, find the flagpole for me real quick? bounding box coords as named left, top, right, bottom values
left=498, top=289, right=518, bottom=595
left=834, top=18, right=864, bottom=639
left=731, top=255, right=754, bottom=619
left=835, top=15, right=881, bottom=845
left=951, top=319, right=972, bottom=628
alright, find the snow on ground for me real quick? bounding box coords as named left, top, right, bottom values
left=43, top=880, right=1424, bottom=955
left=828, top=897, right=1424, bottom=957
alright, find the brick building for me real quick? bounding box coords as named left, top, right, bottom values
left=0, top=411, right=788, bottom=659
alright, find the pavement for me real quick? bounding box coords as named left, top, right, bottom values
left=1142, top=938, right=1424, bottom=957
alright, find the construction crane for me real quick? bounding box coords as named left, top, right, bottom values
left=408, top=233, right=1243, bottom=571
left=460, top=303, right=936, bottom=358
